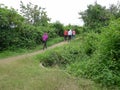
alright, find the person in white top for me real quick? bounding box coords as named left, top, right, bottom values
left=68, top=29, right=72, bottom=41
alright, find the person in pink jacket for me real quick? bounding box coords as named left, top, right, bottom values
left=42, top=32, right=48, bottom=50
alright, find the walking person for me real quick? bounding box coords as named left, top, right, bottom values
left=42, top=32, right=48, bottom=50
left=72, top=30, right=76, bottom=39
left=68, top=29, right=72, bottom=41
left=64, top=29, right=68, bottom=41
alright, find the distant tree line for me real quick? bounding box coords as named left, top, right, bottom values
left=79, top=2, right=120, bottom=32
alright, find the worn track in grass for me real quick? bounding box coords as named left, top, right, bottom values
left=0, top=41, right=68, bottom=64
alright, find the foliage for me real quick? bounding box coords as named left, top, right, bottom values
left=79, top=2, right=111, bottom=32
left=0, top=4, right=66, bottom=51
left=20, top=1, right=50, bottom=26
left=38, top=18, right=120, bottom=88
left=65, top=25, right=83, bottom=34
left=108, top=2, right=120, bottom=19
left=68, top=19, right=120, bottom=87
left=0, top=5, right=24, bottom=29
left=81, top=32, right=98, bottom=56
left=51, top=21, right=64, bottom=36
left=38, top=40, right=81, bottom=68
left=0, top=5, right=24, bottom=50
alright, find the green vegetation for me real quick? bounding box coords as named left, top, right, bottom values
left=0, top=56, right=106, bottom=90
left=0, top=58, right=78, bottom=90
left=0, top=1, right=120, bottom=90
left=37, top=4, right=120, bottom=86
left=38, top=19, right=120, bottom=88
left=0, top=3, right=81, bottom=51
left=0, top=37, right=63, bottom=59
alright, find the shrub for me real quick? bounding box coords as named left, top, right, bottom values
left=39, top=40, right=81, bottom=67
left=66, top=19, right=120, bottom=87
left=80, top=19, right=120, bottom=86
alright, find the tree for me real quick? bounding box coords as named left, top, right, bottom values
left=108, top=2, right=120, bottom=19
left=20, top=1, right=50, bottom=26
left=0, top=4, right=24, bottom=50
left=52, top=21, right=64, bottom=36
left=0, top=4, right=24, bottom=29
left=79, top=2, right=111, bottom=32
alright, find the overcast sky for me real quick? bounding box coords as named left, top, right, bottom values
left=0, top=0, right=119, bottom=26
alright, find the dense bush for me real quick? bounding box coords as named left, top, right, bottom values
left=0, top=24, right=42, bottom=50
left=91, top=19, right=120, bottom=86
left=68, top=19, right=120, bottom=87
left=51, top=21, right=64, bottom=36
left=38, top=40, right=81, bottom=67
left=81, top=32, right=98, bottom=56
left=0, top=5, right=69, bottom=51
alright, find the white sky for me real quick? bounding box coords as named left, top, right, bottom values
left=0, top=0, right=119, bottom=26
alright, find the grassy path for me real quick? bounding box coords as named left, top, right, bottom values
left=0, top=57, right=102, bottom=90
left=0, top=58, right=80, bottom=90
left=0, top=41, right=68, bottom=64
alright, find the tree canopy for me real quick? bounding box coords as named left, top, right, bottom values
left=79, top=2, right=114, bottom=32
left=20, top=1, right=50, bottom=26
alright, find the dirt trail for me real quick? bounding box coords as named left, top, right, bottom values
left=0, top=41, right=68, bottom=64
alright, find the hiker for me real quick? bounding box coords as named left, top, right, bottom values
left=68, top=29, right=72, bottom=41
left=42, top=32, right=48, bottom=50
left=64, top=30, right=68, bottom=41
left=72, top=30, right=76, bottom=39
